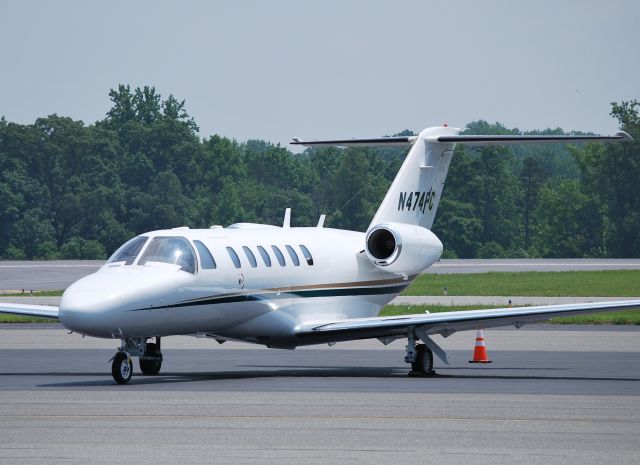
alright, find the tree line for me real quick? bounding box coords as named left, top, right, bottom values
left=0, top=85, right=638, bottom=260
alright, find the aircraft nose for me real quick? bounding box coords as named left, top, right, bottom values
left=59, top=276, right=124, bottom=337
left=59, top=268, right=192, bottom=338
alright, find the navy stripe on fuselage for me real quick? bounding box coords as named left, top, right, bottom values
left=128, top=283, right=409, bottom=312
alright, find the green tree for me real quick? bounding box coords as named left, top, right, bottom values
left=571, top=100, right=640, bottom=256
left=531, top=180, right=602, bottom=257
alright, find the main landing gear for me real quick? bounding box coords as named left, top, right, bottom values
left=404, top=329, right=445, bottom=376
left=110, top=337, right=163, bottom=384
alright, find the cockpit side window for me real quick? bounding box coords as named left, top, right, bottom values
left=138, top=236, right=197, bottom=274
left=107, top=236, right=148, bottom=265
left=194, top=240, right=216, bottom=269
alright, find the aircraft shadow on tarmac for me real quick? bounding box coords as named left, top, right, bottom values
left=29, top=365, right=640, bottom=388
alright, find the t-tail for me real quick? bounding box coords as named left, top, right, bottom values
left=369, top=126, right=459, bottom=230
left=291, top=126, right=632, bottom=274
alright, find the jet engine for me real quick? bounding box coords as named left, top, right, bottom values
left=365, top=222, right=443, bottom=275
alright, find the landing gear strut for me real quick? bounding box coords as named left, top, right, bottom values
left=110, top=337, right=163, bottom=384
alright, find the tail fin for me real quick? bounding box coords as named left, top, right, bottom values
left=369, top=126, right=459, bottom=229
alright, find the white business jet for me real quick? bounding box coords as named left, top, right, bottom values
left=1, top=125, right=638, bottom=384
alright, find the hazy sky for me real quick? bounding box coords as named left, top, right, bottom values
left=1, top=0, right=639, bottom=148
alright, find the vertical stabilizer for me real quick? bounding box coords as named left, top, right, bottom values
left=369, top=126, right=459, bottom=230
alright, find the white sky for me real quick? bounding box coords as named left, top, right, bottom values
left=1, top=0, right=639, bottom=148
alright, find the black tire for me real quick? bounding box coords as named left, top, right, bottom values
left=139, top=357, right=162, bottom=375
left=139, top=342, right=163, bottom=375
left=112, top=352, right=133, bottom=385
left=411, top=344, right=434, bottom=374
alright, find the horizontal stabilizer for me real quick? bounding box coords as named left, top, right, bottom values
left=434, top=131, right=633, bottom=146
left=0, top=303, right=59, bottom=319
left=291, top=131, right=632, bottom=148
left=291, top=136, right=417, bottom=147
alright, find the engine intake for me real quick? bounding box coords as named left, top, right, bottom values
left=365, top=222, right=443, bottom=274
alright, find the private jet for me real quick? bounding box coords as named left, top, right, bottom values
left=1, top=125, right=638, bottom=384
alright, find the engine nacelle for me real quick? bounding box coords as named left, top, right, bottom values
left=365, top=222, right=443, bottom=275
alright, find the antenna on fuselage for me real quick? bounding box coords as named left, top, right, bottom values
left=283, top=208, right=291, bottom=228
left=317, top=214, right=326, bottom=228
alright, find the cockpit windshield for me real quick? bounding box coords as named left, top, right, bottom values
left=138, top=236, right=197, bottom=274
left=106, top=236, right=148, bottom=265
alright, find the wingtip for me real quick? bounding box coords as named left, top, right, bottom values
left=616, top=131, right=634, bottom=142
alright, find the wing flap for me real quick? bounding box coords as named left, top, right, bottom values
left=293, top=300, right=640, bottom=344
left=0, top=303, right=59, bottom=319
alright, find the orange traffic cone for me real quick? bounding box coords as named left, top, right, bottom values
left=469, top=329, right=492, bottom=363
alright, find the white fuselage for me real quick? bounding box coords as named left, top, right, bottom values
left=59, top=225, right=439, bottom=346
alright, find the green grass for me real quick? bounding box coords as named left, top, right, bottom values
left=403, top=270, right=640, bottom=297
left=0, top=314, right=57, bottom=323
left=380, top=304, right=640, bottom=325
left=0, top=290, right=63, bottom=297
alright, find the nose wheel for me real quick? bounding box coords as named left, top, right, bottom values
left=110, top=337, right=163, bottom=384
left=111, top=352, right=133, bottom=384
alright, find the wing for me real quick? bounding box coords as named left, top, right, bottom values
left=0, top=303, right=59, bottom=319
left=294, top=300, right=640, bottom=345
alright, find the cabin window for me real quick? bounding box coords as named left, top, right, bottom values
left=257, top=245, right=272, bottom=267
left=226, top=246, right=241, bottom=269
left=107, top=236, right=148, bottom=265
left=271, top=245, right=286, bottom=266
left=194, top=240, right=216, bottom=269
left=299, top=244, right=314, bottom=266
left=285, top=245, right=300, bottom=266
left=139, top=236, right=196, bottom=274
left=242, top=246, right=258, bottom=268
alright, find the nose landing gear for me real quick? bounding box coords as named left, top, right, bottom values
left=110, top=337, right=163, bottom=384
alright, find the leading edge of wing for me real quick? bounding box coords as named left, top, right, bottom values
left=0, top=303, right=59, bottom=319
left=295, top=300, right=640, bottom=341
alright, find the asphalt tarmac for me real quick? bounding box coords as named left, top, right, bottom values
left=0, top=324, right=638, bottom=464
left=2, top=258, right=640, bottom=291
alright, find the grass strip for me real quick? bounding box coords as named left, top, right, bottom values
left=0, top=314, right=58, bottom=323
left=0, top=290, right=64, bottom=297
left=380, top=304, right=640, bottom=325
left=403, top=270, right=640, bottom=297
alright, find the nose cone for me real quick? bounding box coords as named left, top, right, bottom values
left=59, top=267, right=193, bottom=338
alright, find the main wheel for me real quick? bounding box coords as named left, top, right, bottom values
left=139, top=342, right=162, bottom=375
left=411, top=344, right=434, bottom=374
left=112, top=351, right=133, bottom=385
